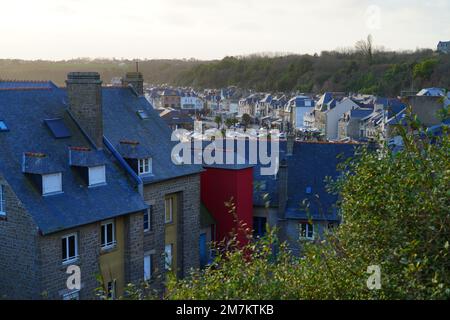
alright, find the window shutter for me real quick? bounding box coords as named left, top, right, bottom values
left=43, top=173, right=62, bottom=195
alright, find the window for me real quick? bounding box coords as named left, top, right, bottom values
left=138, top=158, right=152, bottom=175
left=88, top=165, right=106, bottom=186
left=144, top=206, right=152, bottom=232
left=253, top=216, right=267, bottom=238
left=165, top=244, right=173, bottom=270
left=253, top=181, right=267, bottom=191
left=144, top=254, right=154, bottom=281
left=62, top=234, right=78, bottom=263
left=42, top=173, right=62, bottom=195
left=165, top=197, right=173, bottom=223
left=44, top=118, right=71, bottom=139
left=300, top=223, right=314, bottom=240
left=0, top=120, right=8, bottom=132
left=63, top=290, right=80, bottom=300
left=101, top=221, right=116, bottom=249
left=107, top=280, right=116, bottom=299
left=137, top=110, right=149, bottom=120
left=0, top=185, right=5, bottom=215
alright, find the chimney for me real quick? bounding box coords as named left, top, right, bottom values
left=122, top=72, right=144, bottom=95
left=287, top=133, right=295, bottom=156
left=277, top=158, right=288, bottom=220
left=66, top=72, right=103, bottom=149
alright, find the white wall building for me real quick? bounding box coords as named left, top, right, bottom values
left=324, top=98, right=360, bottom=140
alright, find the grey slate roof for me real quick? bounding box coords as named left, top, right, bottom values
left=101, top=87, right=202, bottom=184
left=69, top=148, right=106, bottom=167
left=0, top=86, right=148, bottom=235
left=284, top=142, right=358, bottom=222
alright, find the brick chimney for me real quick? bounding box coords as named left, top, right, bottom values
left=122, top=72, right=144, bottom=95
left=66, top=72, right=103, bottom=149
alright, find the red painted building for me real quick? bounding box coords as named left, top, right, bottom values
left=201, top=166, right=254, bottom=245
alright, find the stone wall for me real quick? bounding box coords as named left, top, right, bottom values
left=143, top=174, right=200, bottom=279
left=0, top=174, right=41, bottom=299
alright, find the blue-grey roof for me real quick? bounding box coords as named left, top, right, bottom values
left=116, top=141, right=153, bottom=159
left=284, top=142, right=358, bottom=221
left=101, top=87, right=202, bottom=184
left=69, top=148, right=106, bottom=167
left=350, top=108, right=373, bottom=119
left=0, top=86, right=148, bottom=235
left=22, top=152, right=64, bottom=174
left=0, top=81, right=56, bottom=90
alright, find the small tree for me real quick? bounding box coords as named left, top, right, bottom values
left=355, top=34, right=374, bottom=65
left=214, top=116, right=222, bottom=129
left=241, top=114, right=252, bottom=130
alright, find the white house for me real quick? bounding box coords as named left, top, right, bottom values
left=288, top=96, right=315, bottom=130
left=321, top=98, right=360, bottom=140
left=180, top=92, right=203, bottom=110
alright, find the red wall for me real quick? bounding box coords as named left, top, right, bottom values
left=201, top=167, right=253, bottom=245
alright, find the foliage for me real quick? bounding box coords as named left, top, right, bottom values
left=241, top=114, right=252, bottom=129
left=176, top=50, right=449, bottom=96
left=163, top=119, right=450, bottom=300
left=413, top=58, right=438, bottom=80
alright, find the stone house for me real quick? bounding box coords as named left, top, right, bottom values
left=0, top=72, right=201, bottom=299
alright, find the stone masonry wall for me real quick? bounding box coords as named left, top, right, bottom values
left=143, top=174, right=200, bottom=281
left=0, top=174, right=41, bottom=299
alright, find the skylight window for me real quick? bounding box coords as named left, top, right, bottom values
left=0, top=120, right=8, bottom=132
left=45, top=118, right=71, bottom=139
left=137, top=110, right=149, bottom=120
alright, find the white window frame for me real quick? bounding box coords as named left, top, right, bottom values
left=165, top=244, right=173, bottom=271
left=0, top=184, right=6, bottom=216
left=63, top=290, right=80, bottom=300
left=88, top=165, right=106, bottom=187
left=300, top=223, right=315, bottom=240
left=138, top=158, right=152, bottom=175
left=42, top=172, right=62, bottom=195
left=144, top=206, right=152, bottom=232
left=62, top=233, right=79, bottom=264
left=101, top=221, right=116, bottom=250
left=165, top=197, right=173, bottom=223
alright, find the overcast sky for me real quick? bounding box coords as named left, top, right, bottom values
left=0, top=0, right=448, bottom=60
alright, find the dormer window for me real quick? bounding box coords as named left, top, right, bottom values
left=138, top=158, right=152, bottom=175
left=43, top=173, right=63, bottom=195
left=117, top=140, right=153, bottom=176
left=22, top=152, right=64, bottom=196
left=69, top=147, right=106, bottom=187
left=88, top=165, right=106, bottom=186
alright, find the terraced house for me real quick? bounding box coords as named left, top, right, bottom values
left=0, top=72, right=201, bottom=299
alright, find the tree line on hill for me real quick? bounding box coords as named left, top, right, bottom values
left=1, top=43, right=449, bottom=96
left=175, top=49, right=450, bottom=96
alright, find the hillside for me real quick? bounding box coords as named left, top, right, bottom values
left=175, top=50, right=450, bottom=96
left=0, top=59, right=205, bottom=86
left=1, top=50, right=449, bottom=96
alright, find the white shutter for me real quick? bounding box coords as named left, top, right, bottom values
left=144, top=255, right=151, bottom=281
left=42, top=173, right=62, bottom=195
left=89, top=166, right=106, bottom=186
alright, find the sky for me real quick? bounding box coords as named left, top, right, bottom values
left=0, top=0, right=449, bottom=60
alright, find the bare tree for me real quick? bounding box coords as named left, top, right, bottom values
left=355, top=34, right=373, bottom=64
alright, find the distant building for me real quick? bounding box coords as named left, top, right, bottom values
left=437, top=41, right=450, bottom=54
